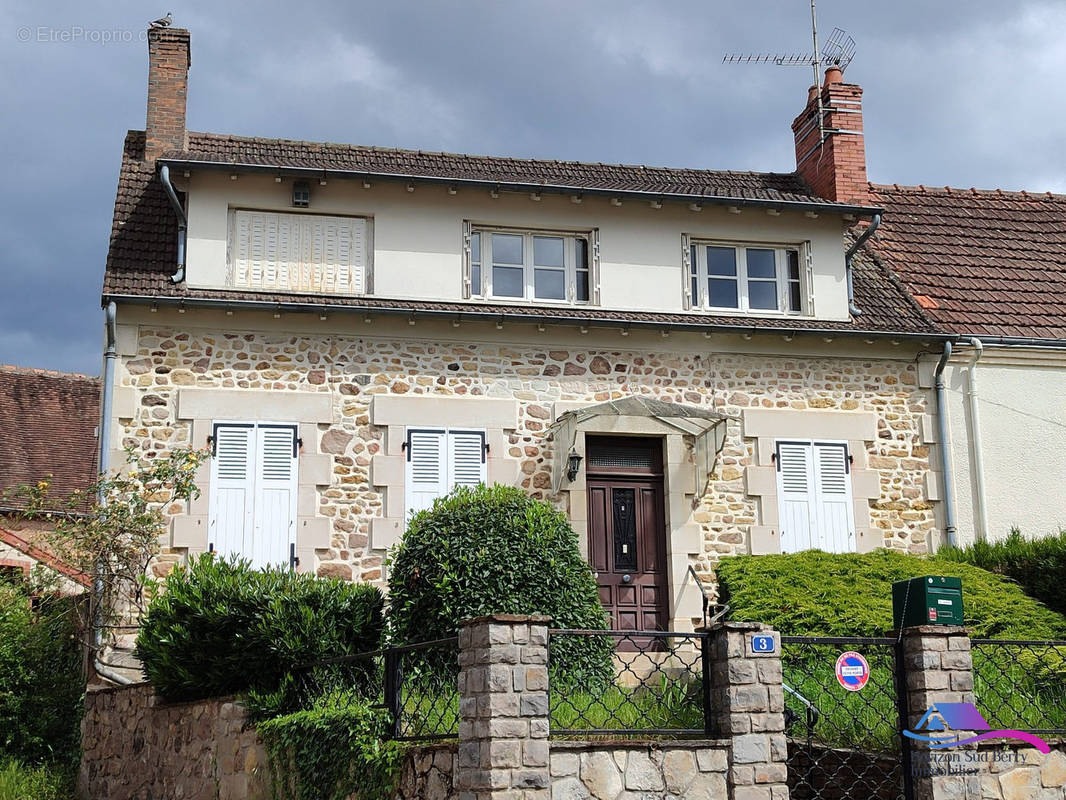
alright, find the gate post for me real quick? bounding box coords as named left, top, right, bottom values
left=898, top=625, right=981, bottom=800
left=706, top=621, right=790, bottom=800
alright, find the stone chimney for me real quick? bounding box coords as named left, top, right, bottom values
left=791, top=65, right=868, bottom=204
left=144, top=27, right=190, bottom=162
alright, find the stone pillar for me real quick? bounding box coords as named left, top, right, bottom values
left=457, top=614, right=552, bottom=800
left=899, top=625, right=981, bottom=800
left=706, top=621, right=790, bottom=800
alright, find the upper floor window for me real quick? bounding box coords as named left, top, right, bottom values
left=228, top=210, right=370, bottom=296
left=465, top=226, right=596, bottom=304
left=686, top=241, right=803, bottom=314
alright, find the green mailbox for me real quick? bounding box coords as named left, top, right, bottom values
left=892, top=575, right=964, bottom=628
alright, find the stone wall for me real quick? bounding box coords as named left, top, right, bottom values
left=979, top=740, right=1066, bottom=800
left=116, top=320, right=936, bottom=594
left=77, top=682, right=268, bottom=800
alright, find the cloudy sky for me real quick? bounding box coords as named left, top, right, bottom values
left=2, top=0, right=1064, bottom=376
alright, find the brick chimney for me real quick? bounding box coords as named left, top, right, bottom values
left=144, top=27, right=190, bottom=162
left=791, top=66, right=868, bottom=204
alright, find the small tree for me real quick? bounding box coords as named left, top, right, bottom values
left=9, top=447, right=208, bottom=656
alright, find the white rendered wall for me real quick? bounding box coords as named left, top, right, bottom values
left=181, top=172, right=854, bottom=320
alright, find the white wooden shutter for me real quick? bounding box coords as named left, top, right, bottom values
left=209, top=425, right=256, bottom=562
left=812, top=442, right=854, bottom=553
left=776, top=441, right=815, bottom=553
left=251, top=425, right=298, bottom=569
left=681, top=233, right=693, bottom=310
left=231, top=211, right=366, bottom=295
left=449, top=431, right=487, bottom=488
left=405, top=429, right=448, bottom=520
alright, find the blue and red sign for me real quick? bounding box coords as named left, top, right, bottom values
left=835, top=651, right=870, bottom=691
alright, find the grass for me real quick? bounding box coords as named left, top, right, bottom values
left=0, top=759, right=72, bottom=800
left=549, top=675, right=705, bottom=734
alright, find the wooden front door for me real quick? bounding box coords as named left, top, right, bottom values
left=585, top=437, right=668, bottom=632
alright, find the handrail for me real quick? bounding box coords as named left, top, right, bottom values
left=686, top=565, right=730, bottom=628
left=783, top=681, right=821, bottom=732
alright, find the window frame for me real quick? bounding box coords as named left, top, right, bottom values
left=687, top=239, right=806, bottom=315
left=466, top=225, right=595, bottom=305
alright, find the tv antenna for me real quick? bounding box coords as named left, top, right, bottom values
left=722, top=1, right=855, bottom=150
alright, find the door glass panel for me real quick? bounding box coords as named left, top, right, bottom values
left=612, top=488, right=637, bottom=571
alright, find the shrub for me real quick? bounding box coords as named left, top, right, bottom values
left=939, top=529, right=1066, bottom=616
left=137, top=555, right=384, bottom=702
left=386, top=484, right=611, bottom=688
left=716, top=549, right=1066, bottom=639
left=0, top=758, right=71, bottom=800
left=0, top=585, right=83, bottom=767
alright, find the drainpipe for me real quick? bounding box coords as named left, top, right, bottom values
left=934, top=340, right=957, bottom=548
left=92, top=302, right=133, bottom=685
left=159, top=165, right=187, bottom=283
left=844, top=212, right=881, bottom=317
left=966, top=338, right=988, bottom=542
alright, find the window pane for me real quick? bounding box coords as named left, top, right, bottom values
left=575, top=238, right=589, bottom=269
left=534, top=268, right=566, bottom=300
left=471, top=263, right=481, bottom=295
left=534, top=236, right=565, bottom=267
left=576, top=269, right=589, bottom=302
left=471, top=231, right=480, bottom=263
left=749, top=280, right=778, bottom=310
left=789, top=281, right=802, bottom=312
left=492, top=233, right=523, bottom=265
left=707, top=247, right=737, bottom=276
left=787, top=249, right=800, bottom=281
left=709, top=278, right=739, bottom=308
left=747, top=248, right=776, bottom=279
left=493, top=265, right=524, bottom=297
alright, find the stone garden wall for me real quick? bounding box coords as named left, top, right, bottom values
left=978, top=740, right=1066, bottom=800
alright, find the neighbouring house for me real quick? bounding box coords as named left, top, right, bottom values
left=99, top=27, right=956, bottom=634
left=0, top=364, right=98, bottom=592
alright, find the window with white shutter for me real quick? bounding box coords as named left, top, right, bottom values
left=774, top=440, right=855, bottom=553
left=229, top=210, right=368, bottom=295
left=404, top=428, right=487, bottom=520
left=208, top=422, right=299, bottom=569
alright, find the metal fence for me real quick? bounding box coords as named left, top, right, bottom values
left=547, top=628, right=710, bottom=737
left=970, top=639, right=1066, bottom=735
left=292, top=636, right=459, bottom=741
left=780, top=636, right=907, bottom=800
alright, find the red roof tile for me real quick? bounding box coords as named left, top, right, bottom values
left=0, top=366, right=100, bottom=510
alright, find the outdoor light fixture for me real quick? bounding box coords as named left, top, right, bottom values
left=566, top=449, right=583, bottom=481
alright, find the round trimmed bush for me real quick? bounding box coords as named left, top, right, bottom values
left=386, top=484, right=611, bottom=687
left=137, top=555, right=384, bottom=702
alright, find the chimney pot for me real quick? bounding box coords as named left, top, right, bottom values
left=807, top=84, right=819, bottom=104
left=823, top=65, right=843, bottom=86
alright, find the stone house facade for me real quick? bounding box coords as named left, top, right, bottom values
left=101, top=28, right=953, bottom=633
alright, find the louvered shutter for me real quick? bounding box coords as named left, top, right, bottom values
left=449, top=431, right=487, bottom=488
left=681, top=234, right=693, bottom=310
left=812, top=442, right=854, bottom=553
left=252, top=426, right=298, bottom=569
left=776, top=441, right=815, bottom=553
left=405, top=429, right=448, bottom=520
left=209, top=425, right=256, bottom=562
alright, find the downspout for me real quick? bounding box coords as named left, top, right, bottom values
left=93, top=301, right=133, bottom=685
left=159, top=164, right=187, bottom=283
left=844, top=212, right=881, bottom=317
left=934, top=340, right=957, bottom=548
left=966, top=338, right=988, bottom=542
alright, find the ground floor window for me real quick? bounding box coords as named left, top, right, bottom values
left=208, top=421, right=299, bottom=569
left=775, top=439, right=855, bottom=553
left=404, top=428, right=487, bottom=520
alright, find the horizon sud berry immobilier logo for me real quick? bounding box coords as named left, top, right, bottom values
left=903, top=701, right=1051, bottom=753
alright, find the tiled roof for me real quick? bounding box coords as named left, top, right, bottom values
left=166, top=132, right=836, bottom=204
left=869, top=184, right=1066, bottom=339
left=0, top=366, right=100, bottom=511
left=104, top=132, right=937, bottom=336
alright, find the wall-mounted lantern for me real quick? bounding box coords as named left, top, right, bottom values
left=566, top=449, right=583, bottom=482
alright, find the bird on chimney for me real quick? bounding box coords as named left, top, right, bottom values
left=149, top=12, right=173, bottom=28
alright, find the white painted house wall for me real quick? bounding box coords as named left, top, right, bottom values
left=181, top=172, right=854, bottom=321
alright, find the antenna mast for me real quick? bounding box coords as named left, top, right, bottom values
left=810, top=0, right=824, bottom=146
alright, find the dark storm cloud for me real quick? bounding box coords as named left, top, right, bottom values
left=2, top=0, right=1063, bottom=374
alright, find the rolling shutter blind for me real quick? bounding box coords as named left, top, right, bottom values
left=405, top=429, right=487, bottom=520
left=776, top=441, right=854, bottom=553
left=209, top=425, right=256, bottom=562
left=231, top=211, right=366, bottom=295
left=208, top=423, right=298, bottom=569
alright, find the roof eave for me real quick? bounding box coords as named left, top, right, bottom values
left=103, top=292, right=945, bottom=342
left=156, top=157, right=884, bottom=218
